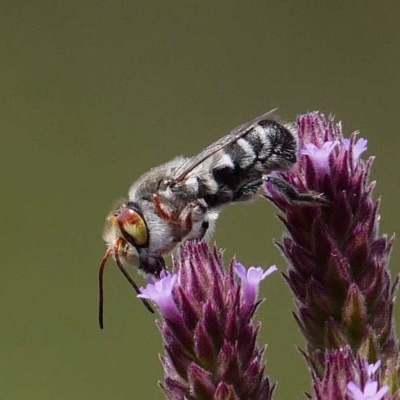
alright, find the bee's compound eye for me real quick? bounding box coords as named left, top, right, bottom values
left=117, top=208, right=149, bottom=247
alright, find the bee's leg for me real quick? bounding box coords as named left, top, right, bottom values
left=233, top=178, right=263, bottom=202
left=152, top=193, right=174, bottom=222
left=197, top=220, right=209, bottom=240
left=179, top=202, right=196, bottom=233
left=265, top=176, right=328, bottom=205
left=153, top=193, right=209, bottom=240
left=180, top=200, right=208, bottom=232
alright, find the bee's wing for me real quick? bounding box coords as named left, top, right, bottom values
left=170, top=109, right=278, bottom=184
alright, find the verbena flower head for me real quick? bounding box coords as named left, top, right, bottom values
left=265, top=112, right=399, bottom=383
left=139, top=241, right=276, bottom=400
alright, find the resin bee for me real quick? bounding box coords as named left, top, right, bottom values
left=99, top=110, right=321, bottom=328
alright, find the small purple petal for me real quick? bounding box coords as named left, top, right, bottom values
left=373, top=386, right=389, bottom=399
left=262, top=265, right=278, bottom=279
left=343, top=138, right=368, bottom=161
left=353, top=138, right=368, bottom=159
left=234, top=262, right=247, bottom=281
left=366, top=360, right=381, bottom=378
left=347, top=381, right=365, bottom=399
left=146, top=269, right=169, bottom=285
left=138, top=272, right=180, bottom=321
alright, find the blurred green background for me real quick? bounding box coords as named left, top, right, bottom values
left=1, top=1, right=399, bottom=399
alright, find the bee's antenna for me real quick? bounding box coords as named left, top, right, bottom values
left=98, top=248, right=113, bottom=329
left=114, top=247, right=155, bottom=315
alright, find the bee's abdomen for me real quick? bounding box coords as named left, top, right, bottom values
left=199, top=120, right=297, bottom=208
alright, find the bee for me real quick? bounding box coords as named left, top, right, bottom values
left=98, top=110, right=323, bottom=328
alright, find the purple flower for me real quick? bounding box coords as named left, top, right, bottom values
left=266, top=112, right=398, bottom=383
left=234, top=263, right=277, bottom=315
left=138, top=241, right=276, bottom=400
left=139, top=271, right=180, bottom=322
left=347, top=380, right=389, bottom=400
left=301, top=140, right=338, bottom=179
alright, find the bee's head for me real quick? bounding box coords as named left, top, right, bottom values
left=102, top=201, right=165, bottom=276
